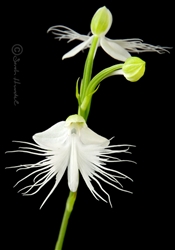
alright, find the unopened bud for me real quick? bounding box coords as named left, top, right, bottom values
left=90, top=6, right=112, bottom=36
left=122, top=57, right=145, bottom=82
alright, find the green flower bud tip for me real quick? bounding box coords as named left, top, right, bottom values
left=122, top=57, right=146, bottom=82
left=90, top=6, right=112, bottom=36
left=66, top=114, right=85, bottom=126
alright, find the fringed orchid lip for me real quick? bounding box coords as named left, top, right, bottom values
left=6, top=115, right=136, bottom=209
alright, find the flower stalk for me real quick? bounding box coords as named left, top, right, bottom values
left=78, top=35, right=99, bottom=119
left=81, top=63, right=123, bottom=120
left=54, top=191, right=77, bottom=250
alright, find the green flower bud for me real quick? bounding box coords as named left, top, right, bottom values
left=90, top=6, right=112, bottom=36
left=122, top=57, right=146, bottom=82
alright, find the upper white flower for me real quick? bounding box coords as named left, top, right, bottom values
left=47, top=6, right=170, bottom=61
left=6, top=114, right=135, bottom=208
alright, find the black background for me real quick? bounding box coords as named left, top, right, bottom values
left=3, top=1, right=174, bottom=250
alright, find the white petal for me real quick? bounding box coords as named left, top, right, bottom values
left=68, top=134, right=79, bottom=192
left=33, top=121, right=68, bottom=150
left=77, top=138, right=133, bottom=206
left=110, top=38, right=171, bottom=54
left=62, top=36, right=93, bottom=60
left=80, top=126, right=109, bottom=147
left=40, top=155, right=69, bottom=209
left=47, top=25, right=90, bottom=42
left=100, top=37, right=131, bottom=61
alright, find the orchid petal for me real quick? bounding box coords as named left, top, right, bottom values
left=62, top=36, right=93, bottom=60
left=68, top=134, right=79, bottom=192
left=100, top=37, right=131, bottom=61
left=47, top=25, right=89, bottom=42
left=109, top=38, right=171, bottom=54
left=81, top=126, right=109, bottom=147
left=40, top=154, right=69, bottom=209
left=33, top=121, right=68, bottom=150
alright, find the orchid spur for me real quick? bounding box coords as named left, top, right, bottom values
left=47, top=6, right=170, bottom=62
left=6, top=115, right=135, bottom=209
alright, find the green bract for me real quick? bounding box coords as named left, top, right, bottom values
left=122, top=57, right=146, bottom=82
left=90, top=6, right=112, bottom=36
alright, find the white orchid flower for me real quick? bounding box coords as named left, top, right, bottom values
left=6, top=115, right=135, bottom=209
left=47, top=6, right=170, bottom=61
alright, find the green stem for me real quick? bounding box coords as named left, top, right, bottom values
left=83, top=64, right=123, bottom=120
left=78, top=35, right=99, bottom=119
left=54, top=191, right=77, bottom=250
left=80, top=35, right=99, bottom=100
left=86, top=64, right=123, bottom=94
left=55, top=35, right=98, bottom=250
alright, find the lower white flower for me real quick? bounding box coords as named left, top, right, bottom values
left=6, top=114, right=135, bottom=208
